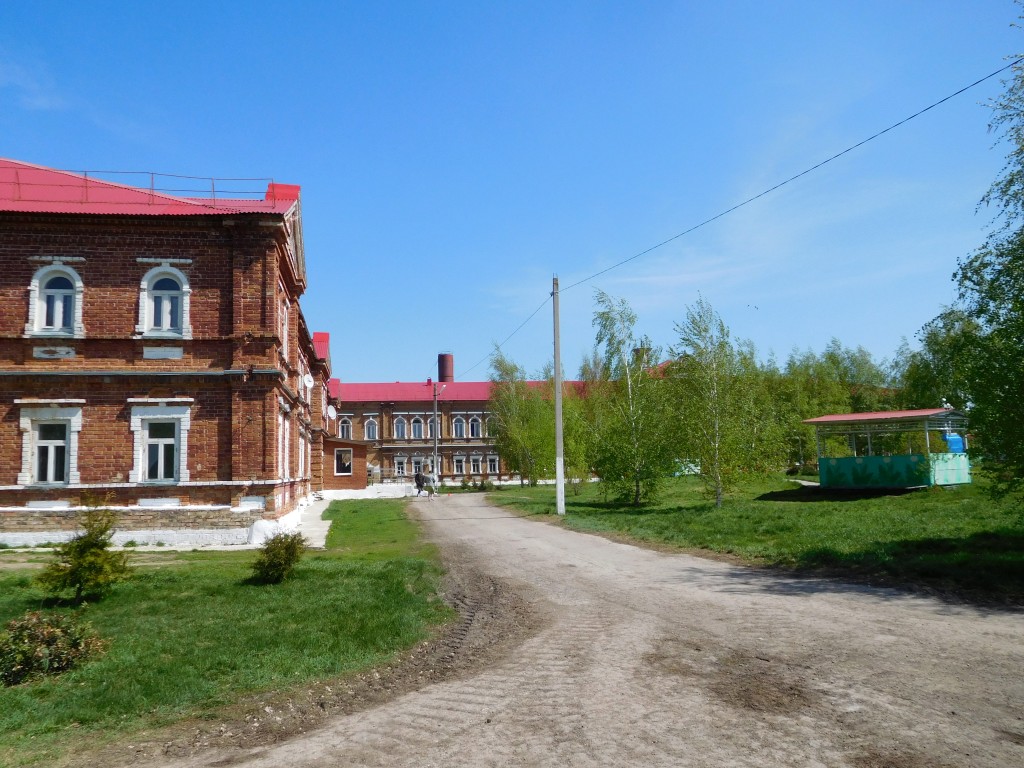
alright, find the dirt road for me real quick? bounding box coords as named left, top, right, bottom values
left=139, top=492, right=1023, bottom=768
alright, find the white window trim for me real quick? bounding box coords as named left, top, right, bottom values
left=18, top=406, right=83, bottom=485
left=130, top=404, right=191, bottom=483
left=411, top=417, right=424, bottom=440
left=469, top=417, right=482, bottom=438
left=364, top=418, right=378, bottom=440
left=487, top=455, right=499, bottom=474
left=394, top=416, right=407, bottom=439
left=338, top=418, right=352, bottom=439
left=452, top=416, right=466, bottom=439
left=136, top=265, right=192, bottom=339
left=25, top=264, right=86, bottom=339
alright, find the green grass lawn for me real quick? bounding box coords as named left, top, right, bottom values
left=491, top=476, right=1024, bottom=604
left=0, top=499, right=452, bottom=767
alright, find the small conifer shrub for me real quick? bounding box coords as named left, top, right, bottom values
left=251, top=532, right=308, bottom=584
left=37, top=505, right=131, bottom=602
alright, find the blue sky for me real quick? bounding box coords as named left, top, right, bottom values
left=2, top=1, right=1019, bottom=383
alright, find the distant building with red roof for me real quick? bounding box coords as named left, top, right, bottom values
left=330, top=353, right=506, bottom=484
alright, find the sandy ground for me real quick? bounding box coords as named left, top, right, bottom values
left=85, top=492, right=1023, bottom=768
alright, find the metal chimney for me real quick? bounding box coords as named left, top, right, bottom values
left=438, top=352, right=454, bottom=383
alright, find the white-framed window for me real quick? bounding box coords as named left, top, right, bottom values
left=334, top=448, right=353, bottom=475
left=411, top=417, right=423, bottom=440
left=471, top=456, right=482, bottom=474
left=365, top=418, right=378, bottom=440
left=427, top=417, right=437, bottom=439
left=454, top=455, right=465, bottom=475
left=129, top=403, right=192, bottom=484
left=137, top=266, right=192, bottom=338
left=412, top=458, right=423, bottom=474
left=279, top=410, right=291, bottom=480
left=18, top=404, right=84, bottom=486
left=453, top=417, right=465, bottom=439
left=144, top=421, right=178, bottom=481
left=36, top=422, right=69, bottom=483
left=339, top=418, right=352, bottom=439
left=394, top=417, right=407, bottom=439
left=298, top=429, right=306, bottom=478
left=279, top=289, right=290, bottom=356
left=26, top=265, right=85, bottom=338
left=487, top=456, right=499, bottom=474
left=395, top=458, right=407, bottom=476
left=469, top=417, right=481, bottom=438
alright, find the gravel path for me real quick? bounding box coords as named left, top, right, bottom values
left=127, top=492, right=1024, bottom=768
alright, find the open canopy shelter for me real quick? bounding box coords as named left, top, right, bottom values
left=803, top=408, right=970, bottom=489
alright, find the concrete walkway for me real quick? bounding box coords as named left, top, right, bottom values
left=297, top=498, right=333, bottom=548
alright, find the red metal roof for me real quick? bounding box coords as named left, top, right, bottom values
left=327, top=378, right=342, bottom=400
left=0, top=158, right=297, bottom=216
left=337, top=381, right=493, bottom=403
left=312, top=332, right=331, bottom=362
left=803, top=408, right=959, bottom=424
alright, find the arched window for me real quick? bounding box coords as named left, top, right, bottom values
left=26, top=265, right=85, bottom=338
left=137, top=266, right=191, bottom=338
left=365, top=418, right=378, bottom=440
left=394, top=417, right=407, bottom=439
left=427, top=417, right=437, bottom=439
left=469, top=417, right=481, bottom=438
left=453, top=416, right=465, bottom=439
left=411, top=417, right=423, bottom=440
left=338, top=418, right=352, bottom=439
left=485, top=417, right=495, bottom=437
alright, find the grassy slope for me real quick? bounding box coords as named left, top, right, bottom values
left=0, top=499, right=451, bottom=767
left=490, top=476, right=1024, bottom=604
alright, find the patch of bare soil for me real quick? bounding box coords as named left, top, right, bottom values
left=72, top=548, right=545, bottom=768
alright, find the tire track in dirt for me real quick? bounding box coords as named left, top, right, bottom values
left=120, top=493, right=1024, bottom=768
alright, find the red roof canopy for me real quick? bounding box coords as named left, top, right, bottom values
left=803, top=408, right=960, bottom=424
left=0, top=158, right=297, bottom=216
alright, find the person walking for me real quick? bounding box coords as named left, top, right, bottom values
left=414, top=469, right=425, bottom=496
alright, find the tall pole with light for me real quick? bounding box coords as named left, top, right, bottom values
left=433, top=381, right=446, bottom=482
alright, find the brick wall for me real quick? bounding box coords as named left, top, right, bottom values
left=0, top=211, right=326, bottom=527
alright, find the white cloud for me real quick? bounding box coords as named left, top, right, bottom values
left=0, top=54, right=66, bottom=110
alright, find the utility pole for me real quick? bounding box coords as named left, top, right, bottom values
left=553, top=276, right=566, bottom=515
left=433, top=381, right=446, bottom=482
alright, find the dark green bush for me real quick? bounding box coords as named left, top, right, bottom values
left=251, top=532, right=308, bottom=584
left=37, top=507, right=131, bottom=602
left=0, top=611, right=106, bottom=687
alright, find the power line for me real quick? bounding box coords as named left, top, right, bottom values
left=459, top=56, right=1022, bottom=380
left=458, top=295, right=552, bottom=378
left=560, top=56, right=1024, bottom=294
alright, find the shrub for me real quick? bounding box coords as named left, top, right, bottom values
left=0, top=611, right=106, bottom=687
left=37, top=506, right=131, bottom=603
left=251, top=532, right=308, bottom=584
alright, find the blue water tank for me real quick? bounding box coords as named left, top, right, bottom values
left=942, top=433, right=965, bottom=453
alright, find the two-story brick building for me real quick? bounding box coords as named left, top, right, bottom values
left=332, top=353, right=506, bottom=485
left=0, top=158, right=332, bottom=545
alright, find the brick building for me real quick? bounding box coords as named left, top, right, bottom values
left=0, top=158, right=333, bottom=545
left=332, top=353, right=507, bottom=485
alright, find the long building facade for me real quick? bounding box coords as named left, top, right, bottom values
left=0, top=159, right=334, bottom=545
left=334, top=354, right=506, bottom=484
